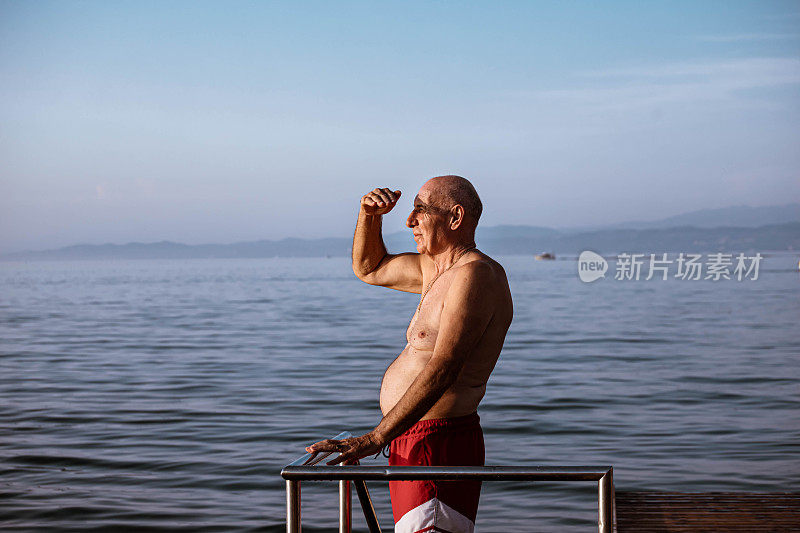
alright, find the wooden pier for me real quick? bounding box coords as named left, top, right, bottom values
left=615, top=491, right=800, bottom=532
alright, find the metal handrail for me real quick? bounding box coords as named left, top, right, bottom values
left=282, top=439, right=615, bottom=533
left=284, top=465, right=613, bottom=481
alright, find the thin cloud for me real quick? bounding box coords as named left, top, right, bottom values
left=517, top=58, right=800, bottom=111
left=760, top=11, right=800, bottom=21
left=694, top=33, right=797, bottom=42
left=581, top=57, right=800, bottom=81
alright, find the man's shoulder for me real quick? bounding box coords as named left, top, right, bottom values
left=445, top=257, right=512, bottom=320
left=453, top=256, right=506, bottom=287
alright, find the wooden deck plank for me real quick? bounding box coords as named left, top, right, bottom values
left=615, top=492, right=800, bottom=532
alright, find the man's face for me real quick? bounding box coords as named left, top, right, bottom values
left=406, top=189, right=450, bottom=255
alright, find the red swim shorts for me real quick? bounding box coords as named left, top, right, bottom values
left=389, top=412, right=484, bottom=533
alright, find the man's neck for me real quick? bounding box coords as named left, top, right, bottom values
left=429, top=242, right=477, bottom=275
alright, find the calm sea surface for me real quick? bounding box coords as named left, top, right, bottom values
left=2, top=254, right=799, bottom=532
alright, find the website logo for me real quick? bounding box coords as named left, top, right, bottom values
left=578, top=251, right=608, bottom=282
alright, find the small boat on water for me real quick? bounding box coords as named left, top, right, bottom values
left=535, top=252, right=556, bottom=261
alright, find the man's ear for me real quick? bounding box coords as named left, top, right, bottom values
left=449, top=205, right=465, bottom=230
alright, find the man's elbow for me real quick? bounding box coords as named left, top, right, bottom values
left=353, top=265, right=379, bottom=285
left=353, top=257, right=387, bottom=285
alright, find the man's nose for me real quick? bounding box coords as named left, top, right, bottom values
left=406, top=212, right=416, bottom=228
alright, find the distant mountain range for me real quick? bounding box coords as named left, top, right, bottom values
left=3, top=204, right=799, bottom=261
left=561, top=203, right=800, bottom=232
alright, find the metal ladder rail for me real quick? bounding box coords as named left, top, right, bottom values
left=283, top=436, right=614, bottom=533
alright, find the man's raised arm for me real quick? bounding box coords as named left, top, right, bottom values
left=353, top=187, right=422, bottom=293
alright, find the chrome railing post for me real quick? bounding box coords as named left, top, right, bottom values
left=286, top=480, right=301, bottom=533
left=598, top=467, right=613, bottom=533
left=339, top=479, right=351, bottom=533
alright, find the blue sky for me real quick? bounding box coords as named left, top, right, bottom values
left=1, top=1, right=799, bottom=251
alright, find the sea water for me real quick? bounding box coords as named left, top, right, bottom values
left=2, top=254, right=798, bottom=531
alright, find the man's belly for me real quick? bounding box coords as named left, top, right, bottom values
left=379, top=344, right=486, bottom=419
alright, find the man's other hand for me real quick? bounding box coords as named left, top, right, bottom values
left=361, top=188, right=401, bottom=216
left=305, top=432, right=384, bottom=465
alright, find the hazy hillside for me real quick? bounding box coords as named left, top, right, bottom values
left=3, top=222, right=798, bottom=261
left=564, top=203, right=800, bottom=232
left=651, top=203, right=800, bottom=228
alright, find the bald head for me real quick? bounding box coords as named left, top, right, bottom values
left=420, top=175, right=483, bottom=228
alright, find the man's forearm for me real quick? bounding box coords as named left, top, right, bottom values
left=352, top=209, right=388, bottom=278
left=372, top=357, right=459, bottom=445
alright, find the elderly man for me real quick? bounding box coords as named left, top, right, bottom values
left=306, top=175, right=513, bottom=533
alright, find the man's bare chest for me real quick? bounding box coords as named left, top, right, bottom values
left=405, top=274, right=454, bottom=351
